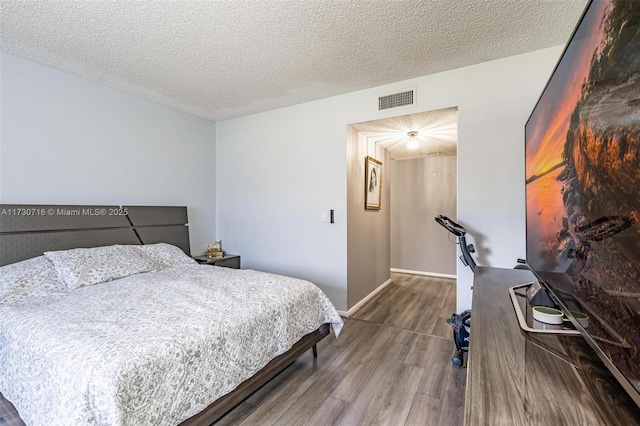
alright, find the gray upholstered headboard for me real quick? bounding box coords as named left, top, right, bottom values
left=0, top=204, right=191, bottom=266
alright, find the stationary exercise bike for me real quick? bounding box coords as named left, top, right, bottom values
left=435, top=215, right=527, bottom=367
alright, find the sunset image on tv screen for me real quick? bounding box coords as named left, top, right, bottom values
left=525, top=0, right=639, bottom=395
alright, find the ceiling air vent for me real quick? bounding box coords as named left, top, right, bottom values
left=378, top=88, right=415, bottom=111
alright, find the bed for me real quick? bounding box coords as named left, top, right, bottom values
left=0, top=204, right=343, bottom=425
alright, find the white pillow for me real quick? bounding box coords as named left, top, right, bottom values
left=44, top=245, right=156, bottom=290
left=136, top=243, right=196, bottom=269
left=0, top=256, right=67, bottom=304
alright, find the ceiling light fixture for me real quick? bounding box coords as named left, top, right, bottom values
left=406, top=131, right=419, bottom=150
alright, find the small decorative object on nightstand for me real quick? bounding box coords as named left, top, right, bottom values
left=193, top=254, right=240, bottom=269
left=205, top=240, right=224, bottom=259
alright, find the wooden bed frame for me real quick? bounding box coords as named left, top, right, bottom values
left=0, top=204, right=331, bottom=425
left=182, top=323, right=330, bottom=425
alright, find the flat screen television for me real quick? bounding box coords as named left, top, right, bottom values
left=525, top=0, right=640, bottom=407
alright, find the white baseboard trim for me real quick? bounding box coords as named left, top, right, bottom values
left=346, top=278, right=394, bottom=317
left=335, top=310, right=349, bottom=317
left=390, top=268, right=456, bottom=280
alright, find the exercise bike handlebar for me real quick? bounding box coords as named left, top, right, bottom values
left=435, top=215, right=467, bottom=237
left=435, top=215, right=476, bottom=272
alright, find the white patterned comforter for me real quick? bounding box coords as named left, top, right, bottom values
left=0, top=264, right=343, bottom=426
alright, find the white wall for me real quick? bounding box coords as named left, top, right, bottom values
left=0, top=53, right=217, bottom=254
left=217, top=46, right=563, bottom=312
left=390, top=155, right=457, bottom=276
left=214, top=102, right=348, bottom=309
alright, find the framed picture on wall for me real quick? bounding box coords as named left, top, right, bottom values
left=365, top=156, right=382, bottom=210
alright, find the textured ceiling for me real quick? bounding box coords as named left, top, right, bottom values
left=0, top=1, right=587, bottom=121
left=350, top=107, right=458, bottom=160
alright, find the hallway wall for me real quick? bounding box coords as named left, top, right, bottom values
left=390, top=155, right=457, bottom=275
left=346, top=128, right=391, bottom=308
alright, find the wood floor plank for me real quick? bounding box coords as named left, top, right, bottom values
left=417, top=337, right=454, bottom=399
left=332, top=337, right=413, bottom=403
left=404, top=392, right=442, bottom=426
left=348, top=325, right=400, bottom=370
left=353, top=273, right=455, bottom=337
left=337, top=364, right=391, bottom=425
left=304, top=396, right=349, bottom=426
left=388, top=285, right=431, bottom=329
left=380, top=287, right=417, bottom=327
left=394, top=327, right=419, bottom=345
left=431, top=315, right=455, bottom=340
left=367, top=285, right=405, bottom=324
left=238, top=347, right=343, bottom=425
left=330, top=317, right=368, bottom=347
left=415, top=286, right=450, bottom=335
left=439, top=280, right=457, bottom=318
left=394, top=273, right=413, bottom=286
left=416, top=278, right=445, bottom=307
left=370, top=363, right=424, bottom=426
left=403, top=333, right=437, bottom=369
left=330, top=322, right=393, bottom=371
left=331, top=358, right=381, bottom=404
left=335, top=342, right=415, bottom=426
left=438, top=366, right=467, bottom=426
left=352, top=283, right=402, bottom=322
left=271, top=366, right=345, bottom=425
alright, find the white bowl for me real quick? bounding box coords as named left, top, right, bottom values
left=532, top=306, right=564, bottom=325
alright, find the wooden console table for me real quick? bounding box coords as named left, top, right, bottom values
left=465, top=267, right=640, bottom=425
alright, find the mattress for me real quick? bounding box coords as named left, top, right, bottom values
left=0, top=264, right=343, bottom=426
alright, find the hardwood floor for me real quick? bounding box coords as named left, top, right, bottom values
left=216, top=273, right=465, bottom=426
left=351, top=273, right=457, bottom=339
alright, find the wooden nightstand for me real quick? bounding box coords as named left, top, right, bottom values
left=193, top=254, right=241, bottom=269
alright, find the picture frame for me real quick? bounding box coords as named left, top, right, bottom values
left=364, top=156, right=382, bottom=210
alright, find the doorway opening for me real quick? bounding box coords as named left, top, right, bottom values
left=346, top=106, right=459, bottom=330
